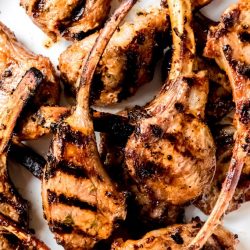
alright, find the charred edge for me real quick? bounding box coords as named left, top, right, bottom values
left=170, top=232, right=184, bottom=245
left=26, top=67, right=44, bottom=84
left=9, top=143, right=46, bottom=179
left=238, top=31, right=250, bottom=43
left=47, top=190, right=97, bottom=212
left=58, top=123, right=91, bottom=146
left=238, top=101, right=250, bottom=125
left=32, top=0, right=46, bottom=18
left=222, top=8, right=240, bottom=29
left=58, top=0, right=86, bottom=34
left=0, top=193, right=28, bottom=226
left=223, top=44, right=250, bottom=78
left=93, top=112, right=134, bottom=142
left=70, top=26, right=101, bottom=41
left=50, top=221, right=96, bottom=239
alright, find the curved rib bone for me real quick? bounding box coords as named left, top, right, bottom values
left=124, top=0, right=215, bottom=220
left=188, top=1, right=250, bottom=248
left=42, top=0, right=136, bottom=248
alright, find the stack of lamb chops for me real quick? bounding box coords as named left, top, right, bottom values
left=0, top=0, right=249, bottom=249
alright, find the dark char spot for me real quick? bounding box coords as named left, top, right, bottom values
left=171, top=232, right=184, bottom=244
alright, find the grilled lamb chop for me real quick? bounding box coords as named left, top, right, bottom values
left=59, top=7, right=169, bottom=105
left=20, top=0, right=111, bottom=41
left=0, top=68, right=48, bottom=249
left=188, top=0, right=250, bottom=248
left=195, top=111, right=250, bottom=214
left=124, top=0, right=215, bottom=222
left=111, top=219, right=236, bottom=250
left=42, top=1, right=136, bottom=248
left=0, top=22, right=59, bottom=108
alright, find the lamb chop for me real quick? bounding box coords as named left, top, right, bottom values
left=188, top=0, right=250, bottom=248
left=0, top=22, right=59, bottom=108
left=195, top=111, right=250, bottom=214
left=111, top=219, right=236, bottom=250
left=0, top=68, right=48, bottom=249
left=123, top=0, right=215, bottom=222
left=59, top=7, right=169, bottom=105
left=41, top=0, right=136, bottom=248
left=20, top=0, right=111, bottom=41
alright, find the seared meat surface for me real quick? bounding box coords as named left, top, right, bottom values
left=20, top=0, right=111, bottom=41
left=111, top=220, right=236, bottom=250
left=124, top=0, right=215, bottom=221
left=0, top=22, right=59, bottom=108
left=59, top=7, right=169, bottom=105
left=42, top=1, right=137, bottom=248
left=196, top=111, right=250, bottom=214
left=189, top=0, right=250, bottom=248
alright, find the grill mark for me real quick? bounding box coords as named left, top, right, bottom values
left=45, top=154, right=89, bottom=180
left=32, top=0, right=46, bottom=18
left=50, top=221, right=96, bottom=239
left=58, top=123, right=92, bottom=146
left=47, top=190, right=97, bottom=212
left=57, top=160, right=89, bottom=179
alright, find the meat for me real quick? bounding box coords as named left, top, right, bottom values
left=20, top=0, right=111, bottom=41
left=195, top=111, right=250, bottom=214
left=124, top=0, right=215, bottom=222
left=16, top=106, right=133, bottom=140
left=0, top=213, right=49, bottom=250
left=188, top=0, right=250, bottom=248
left=0, top=68, right=48, bottom=249
left=41, top=1, right=136, bottom=248
left=59, top=7, right=169, bottom=105
left=0, top=22, right=59, bottom=108
left=111, top=219, right=236, bottom=250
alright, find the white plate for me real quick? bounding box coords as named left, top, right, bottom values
left=0, top=0, right=249, bottom=249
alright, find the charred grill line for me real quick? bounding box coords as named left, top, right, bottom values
left=50, top=220, right=96, bottom=240
left=45, top=154, right=89, bottom=180
left=9, top=143, right=46, bottom=179
left=47, top=190, right=97, bottom=212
